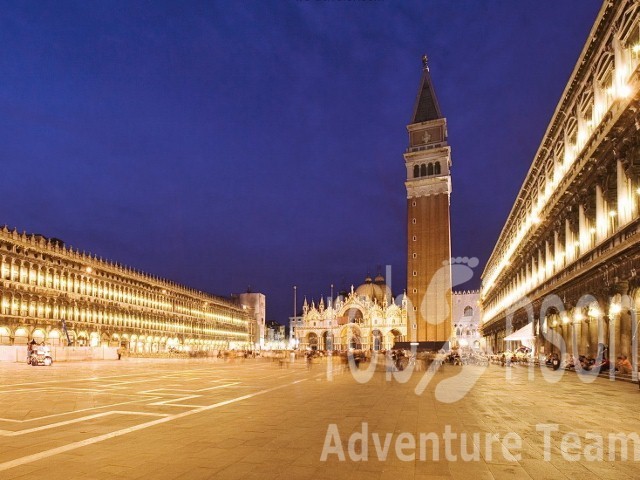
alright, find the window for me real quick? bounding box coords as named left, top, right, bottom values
left=412, top=201, right=416, bottom=207
left=412, top=218, right=416, bottom=224
left=412, top=288, right=417, bottom=293
left=412, top=271, right=417, bottom=276
left=413, top=165, right=420, bottom=178
left=412, top=236, right=417, bottom=241
left=434, top=161, right=441, bottom=175
left=412, top=253, right=417, bottom=258
left=464, top=306, right=473, bottom=316
left=427, top=163, right=434, bottom=176
left=420, top=164, right=427, bottom=177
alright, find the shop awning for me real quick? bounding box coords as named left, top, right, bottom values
left=504, top=323, right=535, bottom=341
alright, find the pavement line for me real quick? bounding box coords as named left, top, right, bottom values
left=143, top=382, right=240, bottom=393
left=0, top=411, right=168, bottom=436
left=0, top=377, right=308, bottom=472
left=0, top=367, right=223, bottom=389
left=0, top=396, right=162, bottom=424
left=147, top=395, right=200, bottom=406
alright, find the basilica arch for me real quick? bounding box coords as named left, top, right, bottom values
left=294, top=276, right=408, bottom=351
left=339, top=324, right=362, bottom=350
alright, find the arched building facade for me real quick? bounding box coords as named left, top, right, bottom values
left=451, top=290, right=482, bottom=351
left=295, top=274, right=408, bottom=351
left=480, top=1, right=640, bottom=360
left=0, top=227, right=251, bottom=352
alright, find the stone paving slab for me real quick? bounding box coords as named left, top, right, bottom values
left=1, top=358, right=640, bottom=478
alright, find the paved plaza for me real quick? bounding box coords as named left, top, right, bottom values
left=0, top=357, right=639, bottom=479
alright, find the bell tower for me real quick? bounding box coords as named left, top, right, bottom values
left=404, top=55, right=452, bottom=345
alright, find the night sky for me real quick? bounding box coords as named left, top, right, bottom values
left=1, top=1, right=602, bottom=323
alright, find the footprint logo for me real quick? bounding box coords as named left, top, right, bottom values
left=433, top=358, right=488, bottom=403
left=415, top=256, right=487, bottom=403
left=420, top=257, right=479, bottom=326
left=414, top=335, right=490, bottom=403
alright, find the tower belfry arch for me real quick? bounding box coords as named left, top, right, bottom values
left=404, top=55, right=453, bottom=344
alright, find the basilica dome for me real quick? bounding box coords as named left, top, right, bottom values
left=355, top=273, right=390, bottom=304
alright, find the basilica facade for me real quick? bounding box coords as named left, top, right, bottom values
left=0, top=227, right=252, bottom=352
left=295, top=274, right=408, bottom=351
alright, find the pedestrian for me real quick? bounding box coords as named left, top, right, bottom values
left=117, top=347, right=122, bottom=360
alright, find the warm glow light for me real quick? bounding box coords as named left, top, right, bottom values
left=610, top=303, right=622, bottom=315
left=482, top=43, right=639, bottom=322
left=574, top=311, right=584, bottom=322
left=562, top=315, right=570, bottom=325
left=618, top=84, right=632, bottom=98
left=85, top=267, right=92, bottom=274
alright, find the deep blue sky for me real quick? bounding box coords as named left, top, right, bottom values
left=1, top=1, right=601, bottom=322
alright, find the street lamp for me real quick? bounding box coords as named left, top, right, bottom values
left=292, top=285, right=297, bottom=347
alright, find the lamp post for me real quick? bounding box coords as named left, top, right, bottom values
left=292, top=285, right=297, bottom=348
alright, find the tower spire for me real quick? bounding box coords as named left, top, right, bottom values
left=411, top=53, right=443, bottom=124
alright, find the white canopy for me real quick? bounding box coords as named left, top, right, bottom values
left=504, top=323, right=535, bottom=341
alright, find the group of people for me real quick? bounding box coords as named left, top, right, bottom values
left=561, top=352, right=633, bottom=374
left=27, top=339, right=49, bottom=355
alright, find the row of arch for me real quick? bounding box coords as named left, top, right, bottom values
left=485, top=1, right=640, bottom=288
left=0, top=325, right=241, bottom=351
left=485, top=292, right=640, bottom=359
left=302, top=327, right=405, bottom=351
left=0, top=253, right=244, bottom=324
left=413, top=161, right=441, bottom=178
left=0, top=292, right=248, bottom=339
left=483, top=156, right=640, bottom=320
left=455, top=327, right=479, bottom=337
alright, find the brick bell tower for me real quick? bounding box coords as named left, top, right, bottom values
left=404, top=55, right=452, bottom=345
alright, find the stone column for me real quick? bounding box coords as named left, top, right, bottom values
left=617, top=160, right=632, bottom=226
left=537, top=249, right=544, bottom=285
left=579, top=204, right=590, bottom=251
left=596, top=184, right=607, bottom=242
left=587, top=316, right=598, bottom=358
left=554, top=228, right=563, bottom=271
